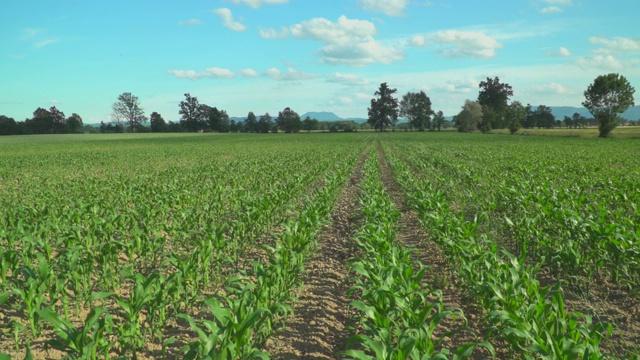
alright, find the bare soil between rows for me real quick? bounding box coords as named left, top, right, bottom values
left=264, top=151, right=366, bottom=359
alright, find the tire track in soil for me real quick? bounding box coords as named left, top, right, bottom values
left=375, top=140, right=507, bottom=359
left=265, top=152, right=366, bottom=360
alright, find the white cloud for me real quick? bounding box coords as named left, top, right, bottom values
left=339, top=96, right=354, bottom=104
left=267, top=15, right=403, bottom=66
left=530, top=82, right=567, bottom=94
left=427, top=30, right=502, bottom=59
left=167, top=67, right=236, bottom=79
left=589, top=36, right=640, bottom=52
left=540, top=6, right=562, bottom=14
left=435, top=79, right=478, bottom=93
left=259, top=27, right=290, bottom=39
left=558, top=46, right=572, bottom=56
left=546, top=46, right=572, bottom=57
left=357, top=0, right=407, bottom=17
left=213, top=8, right=246, bottom=32
left=21, top=28, right=43, bottom=40
left=205, top=67, right=235, bottom=78
left=543, top=0, right=572, bottom=5
left=539, top=0, right=572, bottom=13
left=239, top=68, right=258, bottom=77
left=574, top=55, right=623, bottom=70
left=179, top=19, right=203, bottom=26
left=408, top=35, right=426, bottom=47
left=264, top=67, right=316, bottom=81
left=327, top=72, right=370, bottom=86
left=34, top=38, right=59, bottom=48
left=290, top=16, right=377, bottom=44
left=230, top=0, right=288, bottom=8
left=49, top=100, right=60, bottom=104
left=319, top=40, right=403, bottom=66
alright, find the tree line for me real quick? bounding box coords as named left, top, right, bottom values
left=0, top=107, right=85, bottom=135
left=451, top=73, right=634, bottom=138
left=0, top=92, right=366, bottom=136
left=1, top=73, right=633, bottom=138
left=366, top=72, right=634, bottom=138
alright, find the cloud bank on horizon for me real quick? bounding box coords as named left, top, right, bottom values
left=0, top=0, right=638, bottom=123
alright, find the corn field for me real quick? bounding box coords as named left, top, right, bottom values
left=1, top=132, right=639, bottom=359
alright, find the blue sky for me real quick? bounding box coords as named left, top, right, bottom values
left=1, top=0, right=638, bottom=123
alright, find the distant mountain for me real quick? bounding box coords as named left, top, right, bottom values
left=545, top=105, right=640, bottom=120
left=344, top=117, right=368, bottom=124
left=300, top=111, right=343, bottom=121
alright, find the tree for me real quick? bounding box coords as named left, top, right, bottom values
left=258, top=113, right=272, bottom=133
left=432, top=111, right=445, bottom=131
left=454, top=100, right=482, bottom=133
left=113, top=92, right=146, bottom=132
left=49, top=106, right=66, bottom=134
left=245, top=112, right=257, bottom=133
left=149, top=112, right=166, bottom=132
left=505, top=101, right=526, bottom=134
left=477, top=76, right=513, bottom=130
left=368, top=82, right=399, bottom=131
left=477, top=106, right=497, bottom=133
left=27, top=107, right=54, bottom=134
left=302, top=116, right=319, bottom=132
left=0, top=115, right=18, bottom=135
left=532, top=105, right=555, bottom=128
left=583, top=73, right=635, bottom=137
left=179, top=93, right=205, bottom=132
left=573, top=112, right=588, bottom=128
left=202, top=105, right=229, bottom=132
left=277, top=107, right=302, bottom=133
left=400, top=91, right=433, bottom=131
left=66, top=113, right=83, bottom=133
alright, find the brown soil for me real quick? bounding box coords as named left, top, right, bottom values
left=264, top=151, right=366, bottom=359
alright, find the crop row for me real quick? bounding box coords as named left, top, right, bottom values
left=0, top=134, right=368, bottom=358
left=381, top=138, right=632, bottom=359
left=387, top=135, right=640, bottom=295
left=344, top=151, right=489, bottom=359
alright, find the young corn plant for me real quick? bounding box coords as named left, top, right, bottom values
left=37, top=306, right=115, bottom=360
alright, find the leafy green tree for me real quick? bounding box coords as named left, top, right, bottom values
left=218, top=110, right=230, bottom=133
left=113, top=92, right=146, bottom=132
left=149, top=112, right=166, bottom=132
left=477, top=106, right=497, bottom=133
left=277, top=107, right=302, bottom=133
left=533, top=105, right=556, bottom=128
left=454, top=100, right=482, bottom=133
left=201, top=105, right=230, bottom=132
left=49, top=106, right=66, bottom=134
left=563, top=115, right=573, bottom=128
left=573, top=112, right=588, bottom=128
left=65, top=113, right=83, bottom=133
left=0, top=115, right=18, bottom=135
left=583, top=73, right=636, bottom=137
left=432, top=110, right=445, bottom=131
left=302, top=116, right=319, bottom=132
left=179, top=93, right=205, bottom=132
left=505, top=101, right=526, bottom=134
left=399, top=91, right=433, bottom=131
left=368, top=82, right=399, bottom=132
left=26, top=107, right=55, bottom=134
left=477, top=76, right=513, bottom=130
left=258, top=113, right=272, bottom=133
left=245, top=112, right=257, bottom=133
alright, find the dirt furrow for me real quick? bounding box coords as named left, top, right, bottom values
left=265, top=152, right=365, bottom=359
